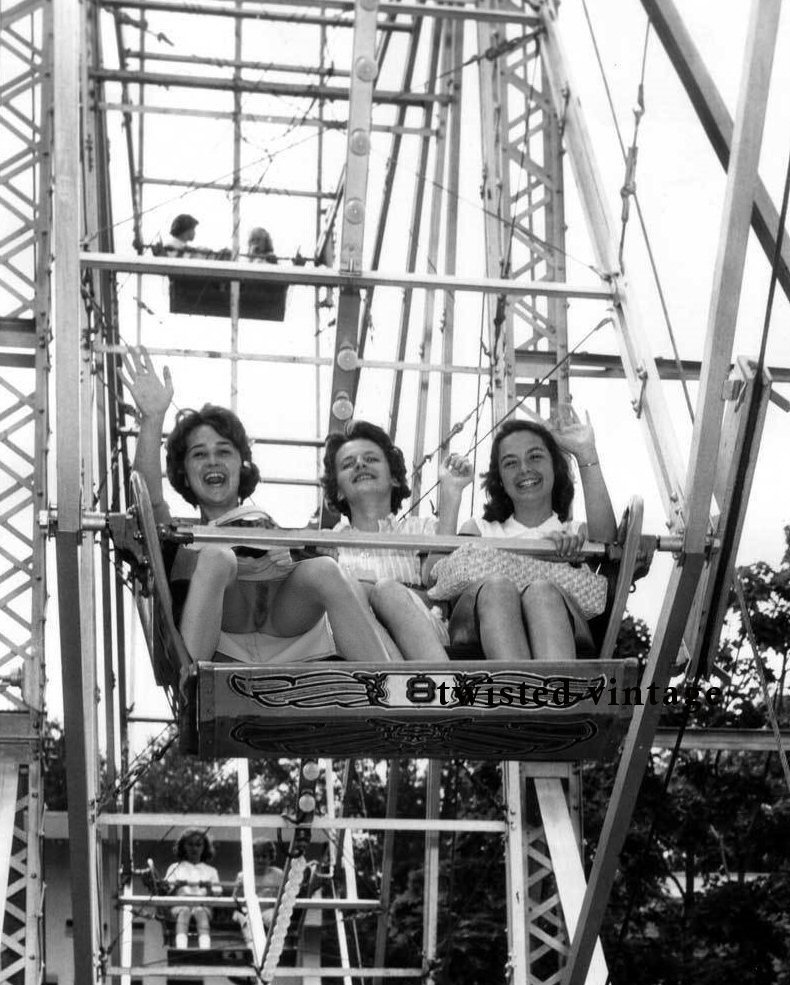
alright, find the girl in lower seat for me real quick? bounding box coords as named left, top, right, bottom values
left=165, top=828, right=223, bottom=950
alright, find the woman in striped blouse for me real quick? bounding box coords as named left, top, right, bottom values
left=321, top=420, right=472, bottom=661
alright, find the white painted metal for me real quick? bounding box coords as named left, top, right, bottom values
left=540, top=0, right=688, bottom=530
left=237, top=758, right=268, bottom=964
left=0, top=766, right=19, bottom=937
left=535, top=778, right=608, bottom=983
left=502, top=762, right=527, bottom=985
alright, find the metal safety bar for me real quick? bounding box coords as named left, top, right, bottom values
left=40, top=509, right=697, bottom=555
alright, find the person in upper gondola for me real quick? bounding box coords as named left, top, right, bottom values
left=438, top=407, right=617, bottom=662
left=121, top=347, right=394, bottom=675
left=164, top=213, right=200, bottom=255
left=247, top=226, right=277, bottom=264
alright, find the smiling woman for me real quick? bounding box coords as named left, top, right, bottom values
left=120, top=347, right=394, bottom=675
left=321, top=420, right=473, bottom=661
left=448, top=410, right=617, bottom=662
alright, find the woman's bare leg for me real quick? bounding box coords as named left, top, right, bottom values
left=173, top=906, right=190, bottom=949
left=521, top=580, right=576, bottom=661
left=349, top=579, right=404, bottom=662
left=179, top=545, right=238, bottom=662
left=194, top=906, right=211, bottom=949
left=269, top=557, right=392, bottom=662
left=369, top=580, right=448, bottom=661
left=450, top=577, right=531, bottom=661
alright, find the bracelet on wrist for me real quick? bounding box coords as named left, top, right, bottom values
left=578, top=459, right=600, bottom=469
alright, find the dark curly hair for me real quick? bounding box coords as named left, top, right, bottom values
left=321, top=420, right=410, bottom=519
left=175, top=827, right=215, bottom=862
left=482, top=419, right=574, bottom=523
left=165, top=404, right=260, bottom=507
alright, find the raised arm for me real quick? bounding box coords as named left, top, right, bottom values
left=552, top=406, right=617, bottom=542
left=422, top=453, right=474, bottom=583
left=436, top=453, right=474, bottom=535
left=120, top=346, right=174, bottom=524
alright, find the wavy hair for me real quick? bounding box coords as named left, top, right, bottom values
left=175, top=827, right=215, bottom=862
left=165, top=404, right=260, bottom=506
left=321, top=420, right=410, bottom=519
left=482, top=419, right=574, bottom=523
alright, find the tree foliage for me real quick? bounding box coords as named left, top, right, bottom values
left=585, top=533, right=790, bottom=984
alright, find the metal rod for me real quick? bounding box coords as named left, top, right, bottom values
left=139, top=175, right=329, bottom=198
left=355, top=13, right=424, bottom=383
left=642, top=0, right=790, bottom=303
left=97, top=813, right=509, bottom=832
left=438, top=17, right=463, bottom=454
left=106, top=966, right=425, bottom=979
left=121, top=49, right=351, bottom=76
left=563, top=9, right=781, bottom=976
left=76, top=511, right=688, bottom=552
left=100, top=0, right=541, bottom=25
left=81, top=251, right=615, bottom=298
left=540, top=0, right=688, bottom=529
left=91, top=67, right=444, bottom=104
left=98, top=101, right=433, bottom=134
left=116, top=894, right=382, bottom=909
left=412, top=21, right=454, bottom=505
left=388, top=18, right=441, bottom=434
left=97, top=341, right=494, bottom=375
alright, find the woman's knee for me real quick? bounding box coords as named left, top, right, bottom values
left=521, top=579, right=564, bottom=608
left=369, top=578, right=410, bottom=614
left=193, top=544, right=237, bottom=586
left=295, top=556, right=356, bottom=599
left=477, top=575, right=521, bottom=609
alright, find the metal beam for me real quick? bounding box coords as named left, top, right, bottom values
left=652, top=727, right=790, bottom=752
left=326, top=0, right=379, bottom=431
left=99, top=0, right=541, bottom=25
left=564, top=556, right=704, bottom=985
left=540, top=0, right=687, bottom=529
left=515, top=349, right=790, bottom=410
left=564, top=4, right=781, bottom=980
left=682, top=0, right=779, bottom=552
left=91, top=67, right=445, bottom=104
left=516, top=348, right=790, bottom=385
left=96, top=813, right=509, bottom=833
left=53, top=0, right=99, bottom=979
left=80, top=251, right=614, bottom=298
left=99, top=101, right=431, bottom=134
left=642, top=0, right=790, bottom=302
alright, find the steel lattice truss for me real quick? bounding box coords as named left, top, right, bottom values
left=0, top=1, right=50, bottom=982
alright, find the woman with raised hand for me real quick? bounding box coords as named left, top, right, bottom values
left=321, top=420, right=473, bottom=661
left=447, top=407, right=617, bottom=661
left=122, top=347, right=393, bottom=671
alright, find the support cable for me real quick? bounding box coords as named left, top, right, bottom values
left=469, top=294, right=488, bottom=516
left=580, top=0, right=695, bottom=421
left=605, top=139, right=790, bottom=965
left=404, top=314, right=612, bottom=517
left=617, top=20, right=650, bottom=270
left=367, top=136, right=602, bottom=281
